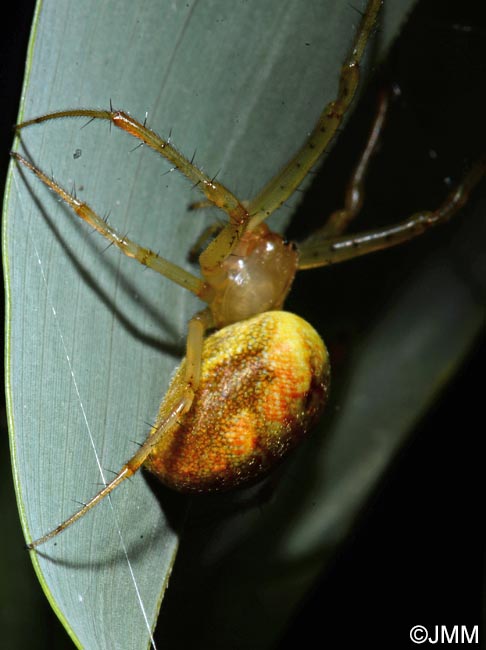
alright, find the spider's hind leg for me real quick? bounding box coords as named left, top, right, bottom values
left=297, top=157, right=486, bottom=269
left=312, top=90, right=389, bottom=240
left=26, top=307, right=213, bottom=549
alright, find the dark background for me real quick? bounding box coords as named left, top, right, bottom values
left=1, top=1, right=484, bottom=649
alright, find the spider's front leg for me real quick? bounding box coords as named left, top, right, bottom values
left=14, top=108, right=252, bottom=274
left=11, top=152, right=208, bottom=296
left=246, top=0, right=383, bottom=228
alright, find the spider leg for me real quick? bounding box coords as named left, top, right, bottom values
left=246, top=0, right=383, bottom=228
left=312, top=90, right=388, bottom=239
left=16, top=109, right=247, bottom=222
left=27, top=308, right=213, bottom=549
left=297, top=158, right=486, bottom=269
left=15, top=110, right=252, bottom=273
left=12, top=152, right=208, bottom=298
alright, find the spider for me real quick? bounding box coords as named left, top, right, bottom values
left=11, top=0, right=485, bottom=551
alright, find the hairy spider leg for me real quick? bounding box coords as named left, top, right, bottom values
left=26, top=396, right=188, bottom=549
left=23, top=305, right=214, bottom=550
left=11, top=152, right=216, bottom=389
left=297, top=157, right=486, bottom=269
left=246, top=0, right=383, bottom=228
left=11, top=152, right=206, bottom=296
left=15, top=109, right=250, bottom=274
left=189, top=75, right=388, bottom=250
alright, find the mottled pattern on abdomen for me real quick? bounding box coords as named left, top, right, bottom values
left=144, top=311, right=330, bottom=492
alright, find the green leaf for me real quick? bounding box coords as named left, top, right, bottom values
left=5, top=1, right=485, bottom=649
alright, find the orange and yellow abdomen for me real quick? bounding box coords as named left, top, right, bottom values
left=144, top=311, right=330, bottom=491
